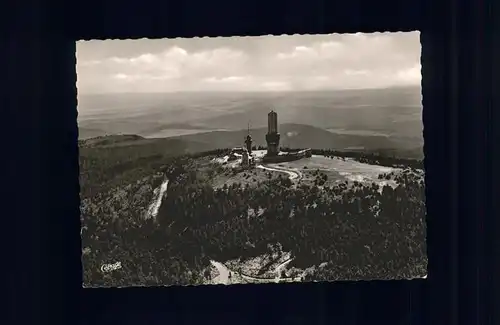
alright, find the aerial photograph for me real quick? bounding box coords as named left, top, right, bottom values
left=77, top=32, right=426, bottom=287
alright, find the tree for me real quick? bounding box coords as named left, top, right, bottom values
left=282, top=178, right=293, bottom=188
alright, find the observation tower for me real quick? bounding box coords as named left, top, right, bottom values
left=265, top=110, right=280, bottom=156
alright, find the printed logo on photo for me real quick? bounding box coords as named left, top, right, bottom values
left=101, top=261, right=122, bottom=273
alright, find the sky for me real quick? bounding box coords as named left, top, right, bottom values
left=76, top=32, right=421, bottom=94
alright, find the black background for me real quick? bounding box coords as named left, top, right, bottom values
left=3, top=0, right=499, bottom=324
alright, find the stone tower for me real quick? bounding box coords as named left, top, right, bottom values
left=265, top=110, right=280, bottom=156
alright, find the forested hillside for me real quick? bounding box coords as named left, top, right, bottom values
left=80, top=136, right=426, bottom=287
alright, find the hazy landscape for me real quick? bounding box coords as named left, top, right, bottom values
left=78, top=87, right=423, bottom=158
left=78, top=33, right=426, bottom=287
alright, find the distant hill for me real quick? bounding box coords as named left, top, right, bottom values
left=170, top=123, right=423, bottom=159
left=79, top=127, right=109, bottom=140
left=79, top=134, right=145, bottom=147
left=146, top=122, right=214, bottom=132
left=79, top=122, right=423, bottom=159
left=79, top=133, right=209, bottom=155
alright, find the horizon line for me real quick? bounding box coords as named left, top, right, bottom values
left=78, top=85, right=420, bottom=96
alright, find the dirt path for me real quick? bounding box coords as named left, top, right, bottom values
left=256, top=164, right=302, bottom=181
left=210, top=259, right=303, bottom=285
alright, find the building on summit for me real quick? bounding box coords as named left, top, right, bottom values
left=241, top=149, right=250, bottom=167
left=227, top=110, right=310, bottom=165
left=263, top=110, right=312, bottom=163
left=245, top=122, right=253, bottom=155
left=265, top=110, right=280, bottom=157
left=230, top=123, right=254, bottom=169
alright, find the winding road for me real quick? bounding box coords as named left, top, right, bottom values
left=210, top=259, right=303, bottom=285
left=256, top=164, right=302, bottom=181
left=274, top=258, right=293, bottom=275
